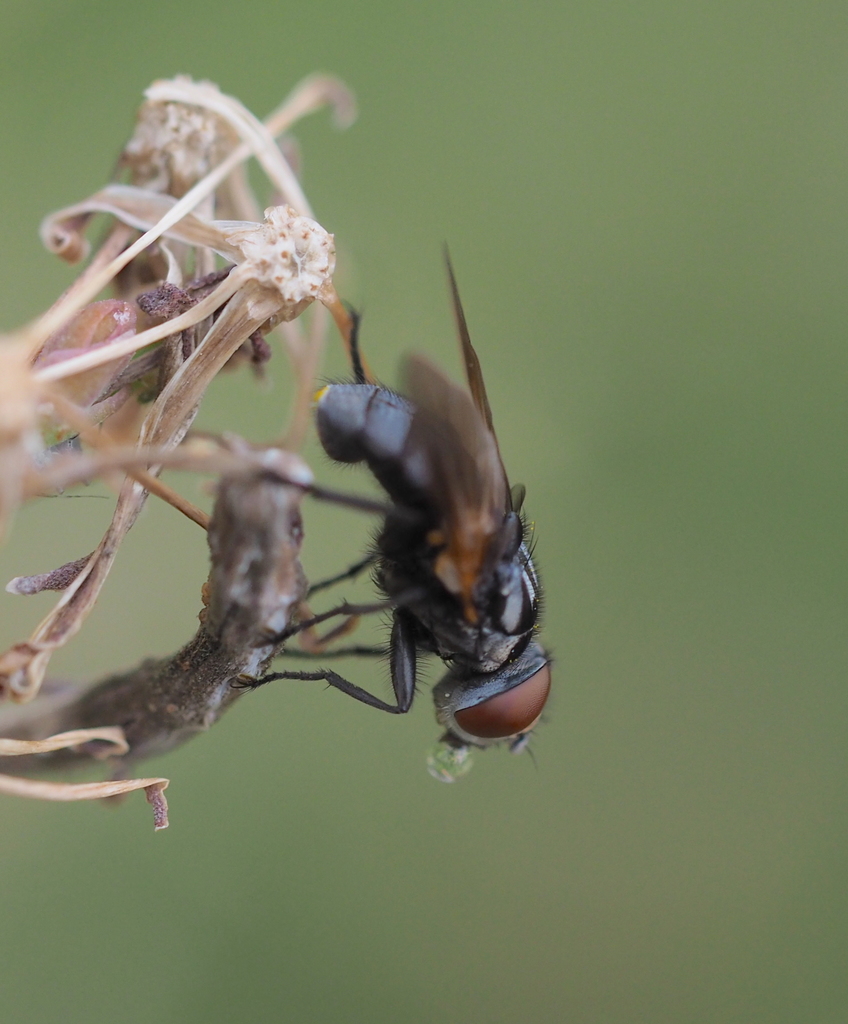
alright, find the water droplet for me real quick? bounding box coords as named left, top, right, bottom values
left=426, top=741, right=473, bottom=783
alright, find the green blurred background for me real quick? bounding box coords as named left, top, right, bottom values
left=2, top=1, right=848, bottom=1021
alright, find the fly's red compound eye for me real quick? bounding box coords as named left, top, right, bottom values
left=453, top=664, right=551, bottom=740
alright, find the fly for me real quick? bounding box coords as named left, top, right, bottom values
left=263, top=256, right=551, bottom=779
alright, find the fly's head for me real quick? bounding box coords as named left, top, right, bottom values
left=426, top=639, right=551, bottom=781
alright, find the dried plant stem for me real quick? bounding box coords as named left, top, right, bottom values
left=1, top=452, right=315, bottom=832
left=18, top=627, right=266, bottom=767
left=121, top=468, right=209, bottom=530
left=280, top=302, right=329, bottom=449
left=44, top=391, right=210, bottom=530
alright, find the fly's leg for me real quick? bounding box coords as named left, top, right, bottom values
left=295, top=599, right=365, bottom=654
left=346, top=305, right=368, bottom=384
left=277, top=585, right=425, bottom=646
left=275, top=599, right=391, bottom=644
left=277, top=596, right=389, bottom=661
left=282, top=645, right=386, bottom=659
left=307, top=552, right=377, bottom=597
left=245, top=668, right=408, bottom=714
left=388, top=608, right=418, bottom=713
left=248, top=609, right=419, bottom=714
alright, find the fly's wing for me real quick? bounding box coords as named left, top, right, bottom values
left=444, top=253, right=517, bottom=512
left=401, top=354, right=507, bottom=621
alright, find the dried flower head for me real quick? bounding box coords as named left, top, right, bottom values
left=225, top=205, right=337, bottom=318
left=121, top=77, right=241, bottom=198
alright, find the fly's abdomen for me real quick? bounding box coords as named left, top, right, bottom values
left=316, top=383, right=414, bottom=470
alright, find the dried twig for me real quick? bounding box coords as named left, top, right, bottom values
left=0, top=450, right=313, bottom=788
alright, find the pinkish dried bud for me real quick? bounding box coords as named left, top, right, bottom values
left=35, top=300, right=137, bottom=410
left=35, top=301, right=138, bottom=445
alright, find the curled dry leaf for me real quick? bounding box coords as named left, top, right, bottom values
left=6, top=555, right=92, bottom=596
left=0, top=774, right=170, bottom=831
left=0, top=726, right=128, bottom=757
left=0, top=726, right=168, bottom=831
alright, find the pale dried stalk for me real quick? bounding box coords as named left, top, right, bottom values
left=280, top=302, right=330, bottom=450
left=43, top=390, right=210, bottom=530
left=0, top=342, right=42, bottom=542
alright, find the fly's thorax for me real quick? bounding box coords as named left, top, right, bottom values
left=378, top=528, right=540, bottom=672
